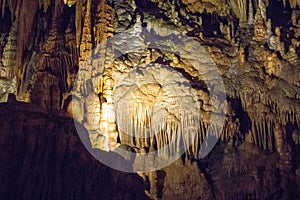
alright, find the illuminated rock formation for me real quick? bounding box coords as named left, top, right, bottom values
left=0, top=0, right=300, bottom=199
left=253, top=9, right=266, bottom=42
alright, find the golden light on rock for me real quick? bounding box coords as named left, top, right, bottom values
left=0, top=0, right=300, bottom=199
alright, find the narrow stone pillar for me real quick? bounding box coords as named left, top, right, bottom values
left=100, top=76, right=118, bottom=150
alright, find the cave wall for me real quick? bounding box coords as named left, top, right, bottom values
left=0, top=0, right=298, bottom=158
left=0, top=0, right=300, bottom=199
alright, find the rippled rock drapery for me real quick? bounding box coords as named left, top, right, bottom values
left=0, top=0, right=300, bottom=199
left=115, top=63, right=202, bottom=158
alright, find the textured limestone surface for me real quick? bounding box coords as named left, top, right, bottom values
left=0, top=0, right=300, bottom=199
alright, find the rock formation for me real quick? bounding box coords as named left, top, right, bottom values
left=0, top=0, right=300, bottom=199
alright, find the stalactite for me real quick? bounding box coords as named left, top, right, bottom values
left=1, top=0, right=6, bottom=18
left=76, top=0, right=92, bottom=96
left=258, top=0, right=266, bottom=20
left=63, top=0, right=76, bottom=7
left=115, top=62, right=209, bottom=158
left=7, top=0, right=17, bottom=20
left=256, top=119, right=261, bottom=147
left=92, top=0, right=115, bottom=87
left=288, top=0, right=300, bottom=8
left=1, top=0, right=299, bottom=178
left=11, top=0, right=66, bottom=94
left=248, top=0, right=254, bottom=25
left=16, top=0, right=39, bottom=76
left=150, top=110, right=201, bottom=157
left=41, top=0, right=51, bottom=12
left=232, top=0, right=247, bottom=25
left=75, top=0, right=84, bottom=47
left=2, top=19, right=17, bottom=79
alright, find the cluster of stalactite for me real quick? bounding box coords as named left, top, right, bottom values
left=1, top=20, right=17, bottom=79
left=0, top=17, right=17, bottom=101
left=235, top=86, right=300, bottom=154
left=285, top=0, right=300, bottom=8
left=0, top=0, right=299, bottom=163
left=113, top=63, right=218, bottom=159
left=0, top=0, right=74, bottom=104
left=29, top=19, right=77, bottom=110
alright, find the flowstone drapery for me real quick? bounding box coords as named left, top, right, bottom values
left=115, top=64, right=200, bottom=158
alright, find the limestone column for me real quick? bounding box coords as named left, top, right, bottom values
left=77, top=0, right=92, bottom=97
left=149, top=171, right=158, bottom=200
left=100, top=75, right=118, bottom=150
left=148, top=147, right=158, bottom=200
left=274, top=123, right=293, bottom=171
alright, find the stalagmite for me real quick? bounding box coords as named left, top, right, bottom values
left=284, top=46, right=300, bottom=66
left=238, top=46, right=246, bottom=68
left=253, top=8, right=266, bottom=42
left=273, top=123, right=293, bottom=170
left=101, top=76, right=118, bottom=149
left=291, top=10, right=297, bottom=27
left=84, top=93, right=101, bottom=131
left=264, top=52, right=279, bottom=76
left=274, top=123, right=285, bottom=154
